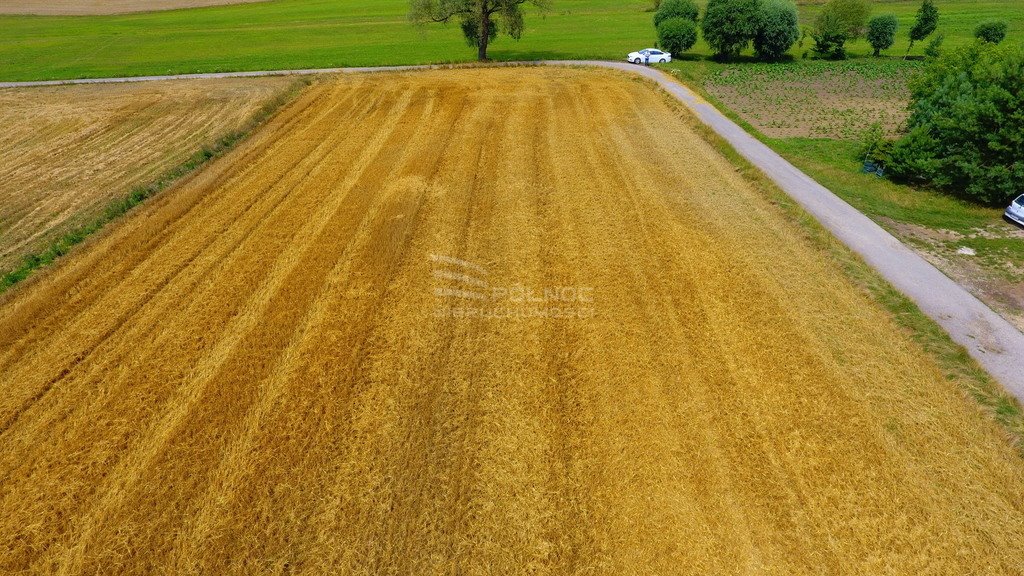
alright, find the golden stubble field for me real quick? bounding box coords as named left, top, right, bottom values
left=0, top=77, right=294, bottom=275
left=1, top=67, right=1022, bottom=574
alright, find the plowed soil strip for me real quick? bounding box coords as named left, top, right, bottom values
left=1, top=68, right=1023, bottom=574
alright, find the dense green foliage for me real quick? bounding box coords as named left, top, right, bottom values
left=888, top=42, right=1024, bottom=205
left=753, top=0, right=800, bottom=61
left=657, top=16, right=699, bottom=55
left=828, top=0, right=871, bottom=39
left=868, top=14, right=899, bottom=56
left=812, top=9, right=848, bottom=58
left=460, top=16, right=499, bottom=48
left=923, top=31, right=945, bottom=57
left=811, top=0, right=870, bottom=59
left=974, top=20, right=1008, bottom=44
left=653, top=0, right=699, bottom=27
left=702, top=0, right=760, bottom=59
left=908, top=0, right=939, bottom=52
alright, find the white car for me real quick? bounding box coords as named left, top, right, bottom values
left=627, top=48, right=671, bottom=64
left=1005, top=194, right=1024, bottom=227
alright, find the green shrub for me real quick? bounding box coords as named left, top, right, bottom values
left=702, top=0, right=760, bottom=60
left=858, top=122, right=892, bottom=164
left=923, top=32, right=945, bottom=58
left=974, top=20, right=1008, bottom=44
left=654, top=0, right=699, bottom=27
left=822, top=0, right=870, bottom=39
left=810, top=0, right=868, bottom=60
left=812, top=8, right=848, bottom=59
left=867, top=15, right=899, bottom=56
left=657, top=17, right=699, bottom=56
left=887, top=42, right=1024, bottom=205
left=753, top=0, right=800, bottom=61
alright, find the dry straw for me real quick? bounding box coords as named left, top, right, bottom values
left=1, top=68, right=1022, bottom=574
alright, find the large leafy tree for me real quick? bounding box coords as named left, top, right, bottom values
left=658, top=17, right=699, bottom=56
left=410, top=0, right=549, bottom=61
left=753, top=0, right=800, bottom=61
left=702, top=0, right=760, bottom=60
left=867, top=14, right=899, bottom=56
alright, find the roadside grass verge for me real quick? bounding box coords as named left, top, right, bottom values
left=0, top=77, right=312, bottom=295
left=765, top=138, right=1009, bottom=231
left=647, top=76, right=1024, bottom=454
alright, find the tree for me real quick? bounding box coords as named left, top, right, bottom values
left=654, top=0, right=699, bottom=27
left=887, top=42, right=1024, bottom=205
left=867, top=14, right=898, bottom=56
left=829, top=0, right=870, bottom=39
left=812, top=5, right=849, bottom=59
left=409, top=0, right=549, bottom=61
left=907, top=0, right=938, bottom=56
left=702, top=0, right=760, bottom=60
left=974, top=20, right=1008, bottom=44
left=811, top=0, right=869, bottom=60
left=753, top=0, right=800, bottom=61
left=658, top=17, right=699, bottom=56
left=819, top=0, right=868, bottom=40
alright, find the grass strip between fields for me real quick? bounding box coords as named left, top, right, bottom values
left=643, top=74, right=1024, bottom=455
left=0, top=76, right=313, bottom=296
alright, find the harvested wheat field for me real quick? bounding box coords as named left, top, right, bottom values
left=1, top=67, right=1023, bottom=574
left=0, top=0, right=268, bottom=15
left=0, top=77, right=295, bottom=275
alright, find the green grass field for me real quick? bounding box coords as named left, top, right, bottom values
left=1, top=0, right=1021, bottom=81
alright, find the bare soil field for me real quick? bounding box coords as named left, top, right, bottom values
left=0, top=0, right=267, bottom=15
left=704, top=61, right=916, bottom=139
left=0, top=77, right=294, bottom=275
left=1, top=67, right=1023, bottom=574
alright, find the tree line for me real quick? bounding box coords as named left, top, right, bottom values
left=408, top=0, right=1010, bottom=63
left=652, top=0, right=957, bottom=61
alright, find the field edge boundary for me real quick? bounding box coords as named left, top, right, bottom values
left=0, top=76, right=312, bottom=296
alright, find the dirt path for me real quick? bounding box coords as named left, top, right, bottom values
left=2, top=67, right=1024, bottom=574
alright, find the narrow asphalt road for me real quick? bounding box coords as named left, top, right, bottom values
left=4, top=61, right=1022, bottom=400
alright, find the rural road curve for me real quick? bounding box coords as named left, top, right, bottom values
left=4, top=61, right=1022, bottom=400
